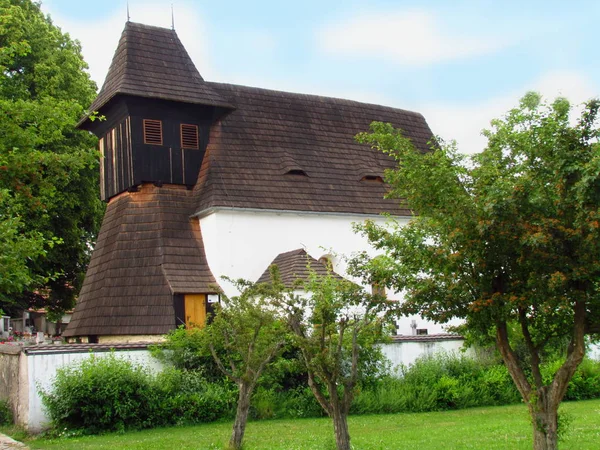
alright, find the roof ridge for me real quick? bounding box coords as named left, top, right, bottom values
left=206, top=81, right=425, bottom=119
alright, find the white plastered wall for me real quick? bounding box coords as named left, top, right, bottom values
left=199, top=208, right=460, bottom=336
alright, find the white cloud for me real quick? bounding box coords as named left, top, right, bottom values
left=317, top=10, right=509, bottom=66
left=420, top=70, right=599, bottom=154
left=42, top=1, right=215, bottom=87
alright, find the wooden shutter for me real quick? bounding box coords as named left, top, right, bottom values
left=143, top=119, right=163, bottom=145
left=180, top=124, right=199, bottom=149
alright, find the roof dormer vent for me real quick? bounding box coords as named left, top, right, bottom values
left=286, top=169, right=308, bottom=177
left=361, top=175, right=384, bottom=183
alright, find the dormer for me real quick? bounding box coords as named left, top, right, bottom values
left=78, top=22, right=234, bottom=201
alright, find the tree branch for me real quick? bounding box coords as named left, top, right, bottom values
left=496, top=320, right=532, bottom=401
left=209, top=341, right=237, bottom=382
left=549, top=299, right=586, bottom=407
left=519, top=306, right=543, bottom=389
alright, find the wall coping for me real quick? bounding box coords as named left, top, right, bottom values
left=390, top=333, right=464, bottom=343
left=21, top=342, right=153, bottom=355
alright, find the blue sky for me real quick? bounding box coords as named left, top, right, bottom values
left=42, top=0, right=599, bottom=153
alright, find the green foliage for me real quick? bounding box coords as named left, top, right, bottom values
left=542, top=357, right=600, bottom=401
left=177, top=277, right=289, bottom=449
left=37, top=351, right=600, bottom=436
left=41, top=354, right=238, bottom=435
left=0, top=0, right=103, bottom=315
left=281, top=265, right=392, bottom=412
left=40, top=354, right=155, bottom=434
left=151, top=368, right=236, bottom=426
left=249, top=386, right=324, bottom=420
left=352, top=94, right=600, bottom=446
left=351, top=353, right=600, bottom=416
left=151, top=326, right=224, bottom=380
left=353, top=94, right=600, bottom=340
left=351, top=354, right=520, bottom=414
left=204, top=277, right=289, bottom=385
left=0, top=399, right=12, bottom=425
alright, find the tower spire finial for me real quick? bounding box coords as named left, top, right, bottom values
left=127, top=1, right=130, bottom=22
left=171, top=3, right=175, bottom=30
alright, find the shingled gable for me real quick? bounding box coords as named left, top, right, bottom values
left=78, top=21, right=233, bottom=127
left=256, top=249, right=344, bottom=288
left=63, top=185, right=218, bottom=338
left=193, top=83, right=433, bottom=217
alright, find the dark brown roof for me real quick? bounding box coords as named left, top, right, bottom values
left=63, top=185, right=218, bottom=338
left=194, top=83, right=433, bottom=216
left=80, top=22, right=233, bottom=125
left=256, top=249, right=343, bottom=288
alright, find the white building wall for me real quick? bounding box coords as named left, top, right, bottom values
left=199, top=208, right=460, bottom=335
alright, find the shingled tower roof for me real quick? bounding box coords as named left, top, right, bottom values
left=63, top=185, right=218, bottom=338
left=80, top=21, right=233, bottom=125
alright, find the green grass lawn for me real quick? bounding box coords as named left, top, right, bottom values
left=12, top=399, right=600, bottom=449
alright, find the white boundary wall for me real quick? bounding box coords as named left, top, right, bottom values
left=0, top=344, right=162, bottom=433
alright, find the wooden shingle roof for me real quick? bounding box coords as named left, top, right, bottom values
left=194, top=83, right=433, bottom=216
left=63, top=185, right=218, bottom=338
left=256, top=249, right=343, bottom=288
left=80, top=22, right=233, bottom=126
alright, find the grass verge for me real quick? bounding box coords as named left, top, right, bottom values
left=11, top=399, right=600, bottom=450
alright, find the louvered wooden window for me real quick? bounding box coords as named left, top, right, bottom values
left=143, top=119, right=163, bottom=145
left=180, top=124, right=199, bottom=149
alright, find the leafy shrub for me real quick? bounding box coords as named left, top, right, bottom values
left=41, top=354, right=155, bottom=433
left=0, top=399, right=12, bottom=425
left=541, top=357, right=600, bottom=401
left=41, top=354, right=239, bottom=435
left=151, top=368, right=236, bottom=426
left=150, top=327, right=221, bottom=380
left=351, top=353, right=521, bottom=415
left=250, top=386, right=324, bottom=420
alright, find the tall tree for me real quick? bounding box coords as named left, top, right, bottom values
left=279, top=267, right=390, bottom=450
left=0, top=0, right=103, bottom=316
left=201, top=278, right=288, bottom=450
left=352, top=93, right=600, bottom=450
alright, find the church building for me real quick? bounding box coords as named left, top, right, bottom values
left=64, top=21, right=440, bottom=343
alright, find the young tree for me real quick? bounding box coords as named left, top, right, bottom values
left=0, top=0, right=103, bottom=315
left=278, top=268, right=390, bottom=450
left=352, top=93, right=600, bottom=450
left=201, top=279, right=288, bottom=450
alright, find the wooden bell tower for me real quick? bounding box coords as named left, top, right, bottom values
left=77, top=21, right=234, bottom=201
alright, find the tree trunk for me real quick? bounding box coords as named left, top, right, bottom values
left=229, top=383, right=252, bottom=450
left=530, top=389, right=559, bottom=450
left=331, top=403, right=351, bottom=450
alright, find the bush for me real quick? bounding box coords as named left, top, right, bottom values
left=150, top=327, right=221, bottom=379
left=41, top=355, right=238, bottom=435
left=351, top=353, right=521, bottom=415
left=0, top=399, right=12, bottom=425
left=250, top=386, right=324, bottom=420
left=151, top=368, right=236, bottom=426
left=41, top=353, right=156, bottom=434
left=541, top=357, right=600, bottom=401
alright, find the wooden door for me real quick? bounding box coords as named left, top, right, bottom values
left=184, top=294, right=207, bottom=328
